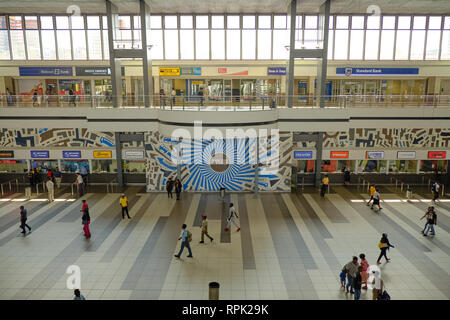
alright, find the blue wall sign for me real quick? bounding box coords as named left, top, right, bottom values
left=268, top=67, right=287, bottom=75
left=31, top=151, right=50, bottom=158
left=63, top=151, right=81, bottom=159
left=366, top=151, right=384, bottom=159
left=294, top=151, right=313, bottom=159
left=193, top=67, right=202, bottom=76
left=337, top=67, right=419, bottom=76
left=19, top=67, right=73, bottom=77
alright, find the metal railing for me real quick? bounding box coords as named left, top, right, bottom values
left=0, top=178, right=19, bottom=196
left=1, top=94, right=449, bottom=110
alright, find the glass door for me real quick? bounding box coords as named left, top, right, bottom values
left=208, top=80, right=223, bottom=101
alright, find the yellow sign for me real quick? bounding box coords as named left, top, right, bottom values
left=191, top=80, right=204, bottom=85
left=93, top=151, right=112, bottom=159
left=159, top=67, right=180, bottom=76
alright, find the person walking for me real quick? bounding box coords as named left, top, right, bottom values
left=69, top=88, right=76, bottom=106
left=166, top=177, right=174, bottom=198
left=371, top=188, right=382, bottom=211
left=432, top=181, right=440, bottom=204
left=73, top=289, right=86, bottom=300
left=224, top=202, right=240, bottom=232
left=320, top=174, right=329, bottom=197
left=376, top=233, right=395, bottom=264
left=46, top=177, right=55, bottom=202
left=423, top=207, right=437, bottom=237
left=19, top=206, right=31, bottom=235
left=198, top=88, right=204, bottom=106
left=28, top=170, right=35, bottom=187
left=353, top=266, right=364, bottom=300
left=119, top=193, right=131, bottom=219
left=420, top=206, right=433, bottom=234
left=344, top=256, right=359, bottom=294
left=174, top=224, right=193, bottom=258
left=54, top=167, right=62, bottom=189
left=81, top=200, right=91, bottom=238
left=171, top=88, right=176, bottom=106
left=80, top=165, right=88, bottom=187
left=160, top=88, right=166, bottom=108
left=175, top=178, right=182, bottom=200
left=47, top=167, right=54, bottom=183
left=344, top=167, right=351, bottom=186
left=367, top=184, right=376, bottom=206
left=32, top=89, right=38, bottom=107
left=74, top=173, right=84, bottom=197
left=359, top=253, right=370, bottom=290
left=199, top=214, right=214, bottom=243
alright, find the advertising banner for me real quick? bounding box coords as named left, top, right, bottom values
left=93, top=151, right=112, bottom=159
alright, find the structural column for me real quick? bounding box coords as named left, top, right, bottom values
left=106, top=0, right=122, bottom=108
left=140, top=0, right=153, bottom=107
left=314, top=133, right=323, bottom=187
left=115, top=132, right=124, bottom=187
left=316, top=0, right=330, bottom=108
left=285, top=0, right=297, bottom=108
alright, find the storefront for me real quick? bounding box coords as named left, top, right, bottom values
left=30, top=150, right=58, bottom=173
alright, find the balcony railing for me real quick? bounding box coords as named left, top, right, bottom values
left=1, top=94, right=449, bottom=110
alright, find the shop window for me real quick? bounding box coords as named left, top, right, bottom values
left=92, top=160, right=117, bottom=173
left=32, top=160, right=58, bottom=173
left=389, top=160, right=417, bottom=173
left=60, top=160, right=90, bottom=173
left=321, top=160, right=353, bottom=173
left=297, top=160, right=315, bottom=173
left=123, top=160, right=146, bottom=173
left=357, top=160, right=387, bottom=173
left=419, top=160, right=448, bottom=173
left=0, top=160, right=28, bottom=173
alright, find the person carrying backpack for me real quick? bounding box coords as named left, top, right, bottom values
left=423, top=208, right=437, bottom=237
left=174, top=224, right=193, bottom=258
left=376, top=233, right=394, bottom=264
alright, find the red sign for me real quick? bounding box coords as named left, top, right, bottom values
left=428, top=151, right=446, bottom=159
left=330, top=151, right=349, bottom=159
left=218, top=68, right=227, bottom=73
left=0, top=160, right=17, bottom=163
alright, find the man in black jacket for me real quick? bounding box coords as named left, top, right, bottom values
left=19, top=206, right=31, bottom=235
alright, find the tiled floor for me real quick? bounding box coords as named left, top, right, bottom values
left=0, top=185, right=449, bottom=300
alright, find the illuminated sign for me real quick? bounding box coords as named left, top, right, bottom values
left=63, top=151, right=82, bottom=159
left=330, top=151, right=349, bottom=159
left=31, top=151, right=49, bottom=158
left=366, top=151, right=384, bottom=159
left=93, top=151, right=112, bottom=159
left=159, top=67, right=180, bottom=76
left=0, top=150, right=14, bottom=158
left=294, top=151, right=313, bottom=159
left=428, top=151, right=446, bottom=159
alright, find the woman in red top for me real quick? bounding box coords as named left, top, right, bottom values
left=359, top=253, right=370, bottom=289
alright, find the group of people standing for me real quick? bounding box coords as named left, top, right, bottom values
left=340, top=233, right=393, bottom=300
left=166, top=177, right=183, bottom=200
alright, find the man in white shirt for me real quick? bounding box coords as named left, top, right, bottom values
left=224, top=203, right=240, bottom=232
left=46, top=178, right=55, bottom=202
left=171, top=88, right=176, bottom=106
left=371, top=188, right=382, bottom=211
left=74, top=173, right=84, bottom=197
left=432, top=182, right=440, bottom=203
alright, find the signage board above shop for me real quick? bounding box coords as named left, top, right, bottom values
left=428, top=151, right=446, bottom=159
left=123, top=150, right=145, bottom=160
left=19, top=67, right=73, bottom=77
left=31, top=151, right=49, bottom=158
left=267, top=67, right=287, bottom=75
left=93, top=150, right=112, bottom=159
left=366, top=151, right=384, bottom=159
left=293, top=151, right=313, bottom=159
left=63, top=151, right=82, bottom=159
left=397, top=151, right=416, bottom=159
left=330, top=151, right=349, bottom=159
left=0, top=150, right=14, bottom=158
left=159, top=67, right=180, bottom=76
left=336, top=67, right=419, bottom=76
left=75, top=67, right=111, bottom=76
left=181, top=67, right=202, bottom=76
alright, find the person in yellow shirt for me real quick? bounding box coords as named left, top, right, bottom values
left=367, top=185, right=376, bottom=206
left=199, top=214, right=214, bottom=244
left=119, top=193, right=131, bottom=219
left=320, top=175, right=329, bottom=197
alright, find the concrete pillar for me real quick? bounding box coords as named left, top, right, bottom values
left=140, top=0, right=153, bottom=107
left=285, top=0, right=296, bottom=108
left=115, top=132, right=124, bottom=187
left=106, top=0, right=122, bottom=108
left=314, top=132, right=323, bottom=187
left=316, top=0, right=330, bottom=108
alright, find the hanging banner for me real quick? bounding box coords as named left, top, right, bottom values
left=159, top=67, right=180, bottom=76
left=93, top=151, right=112, bottom=159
